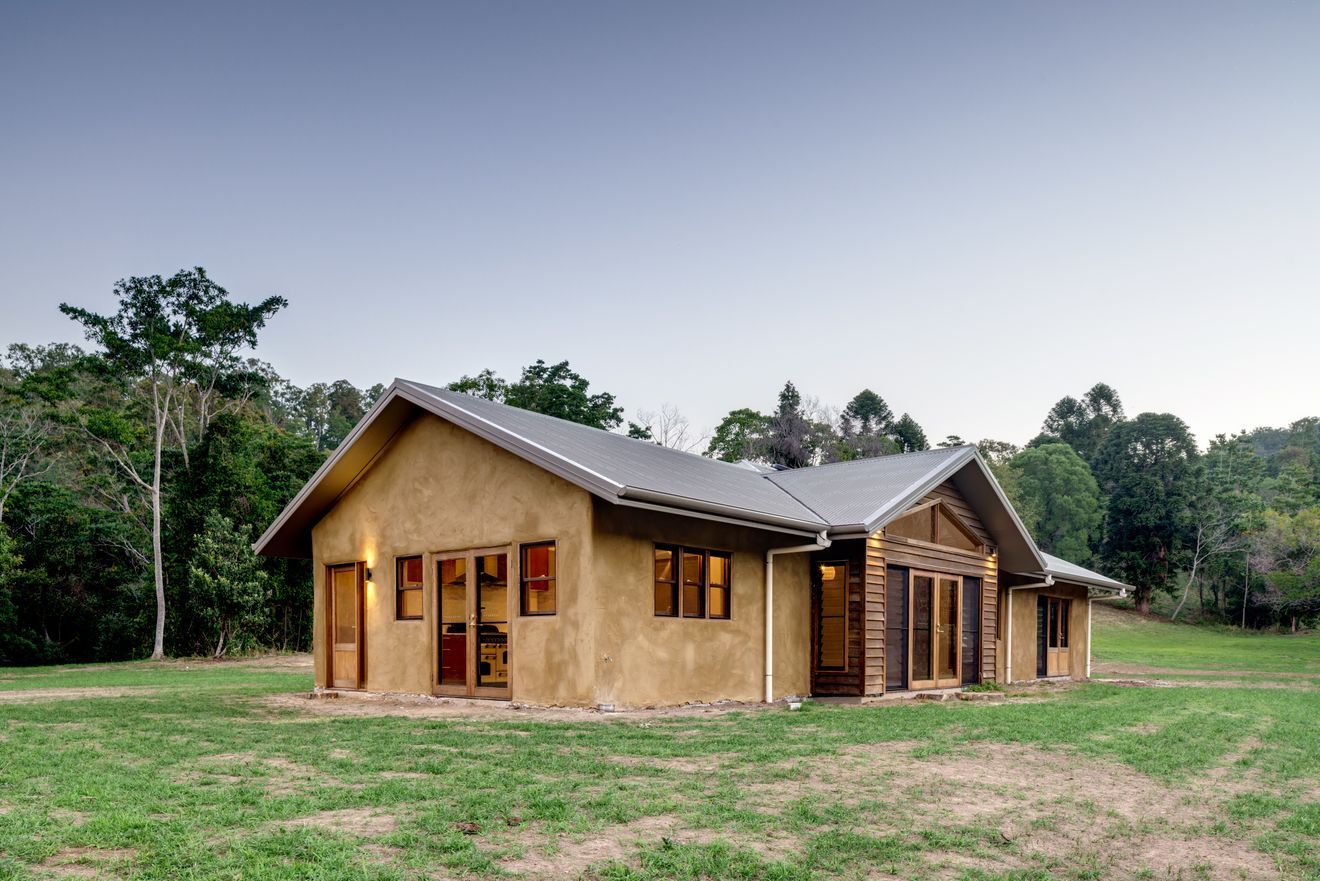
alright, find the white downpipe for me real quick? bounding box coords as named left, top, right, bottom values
left=765, top=532, right=831, bottom=704
left=1086, top=598, right=1093, bottom=679
left=1004, top=576, right=1053, bottom=685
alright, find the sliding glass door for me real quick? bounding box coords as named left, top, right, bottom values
left=908, top=570, right=962, bottom=689
left=434, top=547, right=511, bottom=699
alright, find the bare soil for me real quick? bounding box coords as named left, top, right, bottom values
left=41, top=847, right=137, bottom=878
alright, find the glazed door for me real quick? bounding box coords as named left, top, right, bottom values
left=908, top=570, right=962, bottom=690
left=328, top=563, right=364, bottom=689
left=435, top=548, right=512, bottom=699
left=1044, top=596, right=1071, bottom=677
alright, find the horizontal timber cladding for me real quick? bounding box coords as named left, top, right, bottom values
left=810, top=540, right=866, bottom=696
left=864, top=478, right=1001, bottom=687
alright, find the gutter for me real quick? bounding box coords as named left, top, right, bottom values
left=764, top=532, right=831, bottom=703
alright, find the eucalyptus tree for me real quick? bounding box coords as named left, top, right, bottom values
left=60, top=268, right=286, bottom=659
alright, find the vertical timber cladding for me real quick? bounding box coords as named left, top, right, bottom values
left=809, top=540, right=867, bottom=696
left=864, top=479, right=1000, bottom=689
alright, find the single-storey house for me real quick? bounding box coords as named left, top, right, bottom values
left=256, top=379, right=1128, bottom=707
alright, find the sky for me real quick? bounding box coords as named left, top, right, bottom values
left=1, top=1, right=1316, bottom=448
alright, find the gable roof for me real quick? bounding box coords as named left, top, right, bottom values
left=253, top=379, right=1043, bottom=572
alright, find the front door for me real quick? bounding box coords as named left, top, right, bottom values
left=909, top=570, right=962, bottom=689
left=435, top=548, right=512, bottom=699
left=1042, top=596, right=1071, bottom=677
left=328, top=562, right=364, bottom=689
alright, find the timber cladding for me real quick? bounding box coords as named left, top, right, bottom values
left=862, top=480, right=1000, bottom=694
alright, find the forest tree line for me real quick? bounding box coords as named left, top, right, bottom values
left=2, top=269, right=1317, bottom=664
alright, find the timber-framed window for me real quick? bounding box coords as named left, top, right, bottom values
left=815, top=560, right=848, bottom=671
left=1046, top=596, right=1070, bottom=649
left=654, top=545, right=731, bottom=619
left=519, top=541, right=557, bottom=616
left=395, top=556, right=424, bottom=620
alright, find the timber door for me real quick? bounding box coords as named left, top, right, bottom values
left=435, top=548, right=512, bottom=699
left=328, top=563, right=365, bottom=689
left=1040, top=596, right=1071, bottom=677
left=909, top=571, right=962, bottom=690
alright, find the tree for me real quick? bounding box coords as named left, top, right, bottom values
left=892, top=413, right=929, bottom=452
left=1007, top=443, right=1102, bottom=564
left=451, top=360, right=624, bottom=430
left=841, top=389, right=893, bottom=436
left=1251, top=508, right=1320, bottom=631
left=705, top=408, right=769, bottom=462
left=827, top=389, right=898, bottom=461
left=631, top=404, right=706, bottom=453
left=0, top=391, right=57, bottom=524
left=60, top=268, right=286, bottom=658
left=938, top=435, right=967, bottom=448
left=188, top=511, right=269, bottom=657
left=1093, top=413, right=1199, bottom=613
left=976, top=439, right=1021, bottom=471
left=1039, top=382, right=1125, bottom=463
left=765, top=382, right=816, bottom=468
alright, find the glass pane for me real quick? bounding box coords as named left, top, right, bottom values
left=682, top=551, right=703, bottom=586
left=654, top=581, right=676, bottom=616
left=816, top=562, right=848, bottom=670
left=682, top=581, right=705, bottom=618
left=400, top=556, right=423, bottom=586
left=682, top=552, right=704, bottom=617
left=333, top=567, right=357, bottom=644
left=709, top=553, right=729, bottom=586
left=937, top=508, right=978, bottom=551
left=709, top=585, right=729, bottom=619
left=1058, top=599, right=1069, bottom=648
left=1048, top=598, right=1059, bottom=649
left=524, top=578, right=555, bottom=614
left=523, top=543, right=554, bottom=580
left=961, top=578, right=980, bottom=685
left=938, top=577, right=959, bottom=679
left=438, top=558, right=466, bottom=686
left=399, top=588, right=423, bottom=619
left=654, top=548, right=674, bottom=582
left=888, top=509, right=933, bottom=542
left=912, top=574, right=933, bottom=680
left=476, top=554, right=509, bottom=688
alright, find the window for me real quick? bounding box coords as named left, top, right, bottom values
left=654, top=545, right=730, bottom=619
left=520, top=541, right=556, bottom=615
left=885, top=501, right=982, bottom=552
left=816, top=561, right=848, bottom=670
left=396, top=556, right=423, bottom=620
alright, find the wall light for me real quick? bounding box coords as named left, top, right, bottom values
left=365, top=567, right=374, bottom=582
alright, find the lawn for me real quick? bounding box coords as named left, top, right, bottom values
left=1, top=614, right=1318, bottom=881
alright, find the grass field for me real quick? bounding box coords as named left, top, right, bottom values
left=1, top=609, right=1318, bottom=881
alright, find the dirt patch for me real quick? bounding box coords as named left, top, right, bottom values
left=0, top=686, right=160, bottom=703
left=742, top=741, right=1281, bottom=880
left=41, top=847, right=137, bottom=877
left=500, top=814, right=794, bottom=877
left=278, top=808, right=397, bottom=837
left=178, top=751, right=353, bottom=796
left=609, top=755, right=720, bottom=773
left=262, top=689, right=773, bottom=723
left=1093, top=661, right=1320, bottom=679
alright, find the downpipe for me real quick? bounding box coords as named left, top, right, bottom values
left=765, top=532, right=831, bottom=704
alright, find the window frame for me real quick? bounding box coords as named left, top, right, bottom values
left=814, top=559, right=850, bottom=672
left=519, top=540, right=558, bottom=617
left=653, top=544, right=731, bottom=620
left=395, top=555, right=424, bottom=621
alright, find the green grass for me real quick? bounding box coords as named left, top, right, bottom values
left=1, top=618, right=1318, bottom=880
left=1091, top=602, right=1320, bottom=674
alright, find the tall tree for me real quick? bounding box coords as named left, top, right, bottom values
left=892, top=413, right=929, bottom=453
left=1007, top=443, right=1103, bottom=564
left=765, top=382, right=816, bottom=468
left=451, top=360, right=623, bottom=430
left=1251, top=508, right=1320, bottom=631
left=705, top=408, right=769, bottom=462
left=60, top=268, right=286, bottom=658
left=1039, top=382, right=1125, bottom=463
left=631, top=404, right=706, bottom=453
left=1093, top=413, right=1199, bottom=613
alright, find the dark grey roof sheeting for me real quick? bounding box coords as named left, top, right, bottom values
left=1040, top=553, right=1130, bottom=592
left=255, top=378, right=1046, bottom=574
left=766, top=447, right=974, bottom=530
left=400, top=381, right=828, bottom=529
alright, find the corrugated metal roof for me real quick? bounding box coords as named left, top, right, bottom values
left=1040, top=552, right=1129, bottom=592
left=400, top=381, right=828, bottom=528
left=765, top=446, right=975, bottom=530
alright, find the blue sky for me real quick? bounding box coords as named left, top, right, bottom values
left=2, top=2, right=1316, bottom=446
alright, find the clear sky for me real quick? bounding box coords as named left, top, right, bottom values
left=2, top=2, right=1316, bottom=447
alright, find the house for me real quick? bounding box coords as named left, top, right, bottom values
left=256, top=380, right=1128, bottom=707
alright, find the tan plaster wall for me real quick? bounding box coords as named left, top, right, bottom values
left=590, top=502, right=813, bottom=707
left=310, top=412, right=598, bottom=705
left=1004, top=582, right=1090, bottom=682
